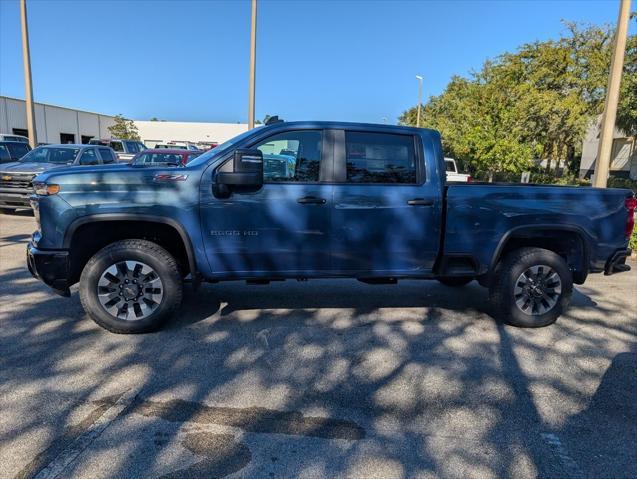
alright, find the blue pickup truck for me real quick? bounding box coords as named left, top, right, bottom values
left=26, top=121, right=635, bottom=333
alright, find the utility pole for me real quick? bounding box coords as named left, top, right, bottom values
left=20, top=0, right=37, bottom=147
left=593, top=0, right=631, bottom=188
left=248, top=0, right=257, bottom=129
left=415, top=75, right=423, bottom=127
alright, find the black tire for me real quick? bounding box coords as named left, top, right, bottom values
left=437, top=277, right=473, bottom=287
left=490, top=247, right=572, bottom=328
left=79, top=239, right=183, bottom=333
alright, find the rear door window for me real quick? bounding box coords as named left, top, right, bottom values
left=79, top=149, right=99, bottom=165
left=344, top=131, right=417, bottom=184
left=110, top=141, right=124, bottom=152
left=99, top=148, right=117, bottom=163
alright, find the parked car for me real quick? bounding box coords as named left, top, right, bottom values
left=88, top=138, right=146, bottom=162
left=154, top=142, right=201, bottom=151
left=27, top=121, right=634, bottom=333
left=0, top=133, right=29, bottom=143
left=0, top=144, right=117, bottom=211
left=445, top=157, right=472, bottom=182
left=0, top=141, right=32, bottom=163
left=131, top=149, right=202, bottom=167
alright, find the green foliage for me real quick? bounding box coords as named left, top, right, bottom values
left=400, top=21, right=637, bottom=179
left=630, top=227, right=637, bottom=251
left=607, top=176, right=637, bottom=193
left=617, top=13, right=637, bottom=135
left=107, top=114, right=140, bottom=140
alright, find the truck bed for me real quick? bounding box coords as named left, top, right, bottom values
left=443, top=183, right=632, bottom=277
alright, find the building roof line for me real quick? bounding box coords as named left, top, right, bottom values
left=1, top=95, right=116, bottom=119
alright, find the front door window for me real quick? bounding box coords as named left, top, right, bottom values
left=253, top=130, right=322, bottom=183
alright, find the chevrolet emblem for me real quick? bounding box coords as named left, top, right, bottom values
left=1, top=175, right=11, bottom=181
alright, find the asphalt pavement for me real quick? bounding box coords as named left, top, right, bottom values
left=1, top=210, right=636, bottom=479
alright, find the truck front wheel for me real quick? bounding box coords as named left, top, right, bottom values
left=490, top=247, right=572, bottom=327
left=79, top=239, right=183, bottom=333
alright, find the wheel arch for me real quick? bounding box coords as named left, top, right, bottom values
left=64, top=214, right=197, bottom=284
left=488, top=224, right=591, bottom=284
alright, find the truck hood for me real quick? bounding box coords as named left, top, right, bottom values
left=0, top=161, right=69, bottom=175
left=34, top=163, right=192, bottom=186
left=35, top=163, right=130, bottom=179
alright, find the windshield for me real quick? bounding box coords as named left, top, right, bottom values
left=20, top=147, right=80, bottom=164
left=187, top=129, right=257, bottom=167
left=0, top=145, right=10, bottom=162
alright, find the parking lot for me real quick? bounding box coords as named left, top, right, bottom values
left=0, top=210, right=635, bottom=479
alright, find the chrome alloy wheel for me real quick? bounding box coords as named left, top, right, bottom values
left=97, top=261, right=164, bottom=320
left=513, top=265, right=562, bottom=316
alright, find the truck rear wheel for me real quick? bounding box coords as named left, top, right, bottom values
left=79, top=239, right=183, bottom=333
left=490, top=247, right=572, bottom=327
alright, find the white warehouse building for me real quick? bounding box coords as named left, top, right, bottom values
left=135, top=121, right=249, bottom=148
left=0, top=96, right=250, bottom=148
left=0, top=96, right=117, bottom=145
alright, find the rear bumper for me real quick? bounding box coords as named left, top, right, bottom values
left=26, top=242, right=71, bottom=296
left=604, top=248, right=632, bottom=275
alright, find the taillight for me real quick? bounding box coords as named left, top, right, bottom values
left=625, top=196, right=637, bottom=238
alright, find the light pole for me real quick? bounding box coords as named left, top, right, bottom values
left=248, top=0, right=257, bottom=129
left=415, top=75, right=423, bottom=128
left=593, top=0, right=632, bottom=188
left=19, top=0, right=36, bottom=147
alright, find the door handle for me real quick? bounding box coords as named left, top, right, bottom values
left=407, top=198, right=434, bottom=206
left=297, top=196, right=326, bottom=205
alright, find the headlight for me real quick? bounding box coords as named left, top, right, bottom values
left=33, top=182, right=60, bottom=195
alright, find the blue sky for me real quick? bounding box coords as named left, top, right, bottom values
left=0, top=0, right=630, bottom=124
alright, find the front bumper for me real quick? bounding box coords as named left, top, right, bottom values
left=0, top=189, right=31, bottom=207
left=604, top=248, right=632, bottom=275
left=26, top=242, right=71, bottom=296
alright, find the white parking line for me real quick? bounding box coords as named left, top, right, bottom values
left=33, top=387, right=141, bottom=479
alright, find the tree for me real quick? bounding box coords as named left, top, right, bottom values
left=617, top=13, right=637, bottom=136
left=107, top=114, right=140, bottom=140
left=400, top=21, right=636, bottom=178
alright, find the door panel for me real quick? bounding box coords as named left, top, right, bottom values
left=331, top=130, right=441, bottom=274
left=201, top=129, right=333, bottom=276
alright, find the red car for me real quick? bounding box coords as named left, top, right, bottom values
left=130, top=149, right=202, bottom=167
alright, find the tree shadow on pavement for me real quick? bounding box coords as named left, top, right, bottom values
left=1, top=232, right=636, bottom=478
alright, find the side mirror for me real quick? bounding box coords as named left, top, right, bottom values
left=214, top=149, right=263, bottom=198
